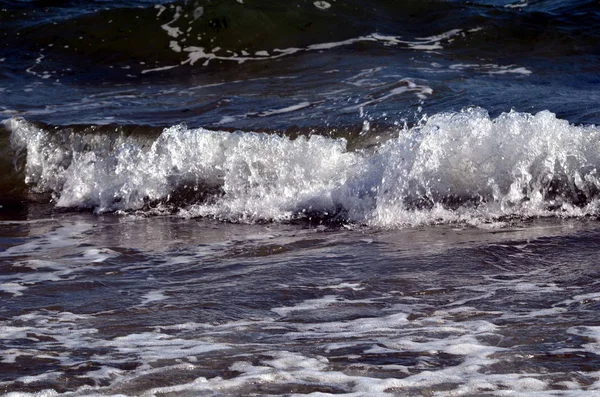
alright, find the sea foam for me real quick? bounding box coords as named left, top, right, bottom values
left=6, top=108, right=600, bottom=227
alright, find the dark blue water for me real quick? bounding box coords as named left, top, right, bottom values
left=2, top=0, right=600, bottom=129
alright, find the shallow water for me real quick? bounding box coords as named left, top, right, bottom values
left=2, top=0, right=600, bottom=395
left=2, top=213, right=600, bottom=395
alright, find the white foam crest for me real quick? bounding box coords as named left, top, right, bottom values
left=7, top=109, right=600, bottom=226
left=180, top=132, right=363, bottom=222
left=367, top=108, right=600, bottom=227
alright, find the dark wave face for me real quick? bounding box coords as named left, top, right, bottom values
left=2, top=1, right=458, bottom=68
left=3, top=0, right=599, bottom=71
left=1, top=0, right=599, bottom=126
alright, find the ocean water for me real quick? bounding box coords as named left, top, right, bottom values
left=2, top=0, right=600, bottom=395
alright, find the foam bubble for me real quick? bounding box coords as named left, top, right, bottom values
left=139, top=290, right=168, bottom=306
left=314, top=1, right=331, bottom=10
left=0, top=282, right=27, bottom=296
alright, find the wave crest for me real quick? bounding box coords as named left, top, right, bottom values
left=6, top=108, right=600, bottom=227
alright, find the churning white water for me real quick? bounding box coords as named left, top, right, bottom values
left=7, top=109, right=600, bottom=227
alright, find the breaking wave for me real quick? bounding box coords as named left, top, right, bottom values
left=5, top=108, right=600, bottom=227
